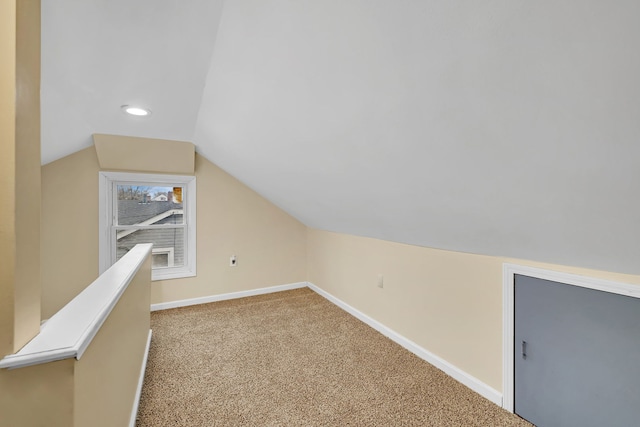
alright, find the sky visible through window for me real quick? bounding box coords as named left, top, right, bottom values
left=118, top=185, right=175, bottom=200
left=117, top=185, right=182, bottom=203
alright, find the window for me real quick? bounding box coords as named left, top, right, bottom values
left=99, top=172, right=196, bottom=281
left=152, top=247, right=175, bottom=268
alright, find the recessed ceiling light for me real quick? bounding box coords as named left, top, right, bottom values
left=121, top=105, right=151, bottom=116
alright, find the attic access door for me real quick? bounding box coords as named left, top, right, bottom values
left=514, top=274, right=640, bottom=427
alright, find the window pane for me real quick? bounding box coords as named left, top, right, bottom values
left=152, top=252, right=170, bottom=268
left=116, top=227, right=185, bottom=268
left=117, top=185, right=184, bottom=225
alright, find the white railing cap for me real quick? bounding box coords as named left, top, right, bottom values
left=0, top=244, right=152, bottom=370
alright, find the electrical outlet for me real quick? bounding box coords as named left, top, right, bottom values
left=377, top=274, right=384, bottom=289
left=230, top=255, right=237, bottom=267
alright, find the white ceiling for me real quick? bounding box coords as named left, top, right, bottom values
left=42, top=1, right=640, bottom=275
left=41, top=0, right=224, bottom=163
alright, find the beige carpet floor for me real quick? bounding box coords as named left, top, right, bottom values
left=137, top=288, right=531, bottom=426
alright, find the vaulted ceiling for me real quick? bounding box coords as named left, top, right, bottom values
left=41, top=1, right=640, bottom=275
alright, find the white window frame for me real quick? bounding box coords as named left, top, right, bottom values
left=99, top=171, right=197, bottom=281
left=152, top=247, right=175, bottom=268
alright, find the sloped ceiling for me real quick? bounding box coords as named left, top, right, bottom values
left=40, top=0, right=224, bottom=163
left=42, top=1, right=640, bottom=274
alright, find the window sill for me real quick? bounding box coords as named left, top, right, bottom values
left=152, top=269, right=196, bottom=282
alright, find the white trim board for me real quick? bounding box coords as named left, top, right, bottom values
left=129, top=330, right=153, bottom=427
left=502, top=263, right=640, bottom=412
left=307, top=282, right=503, bottom=406
left=116, top=209, right=183, bottom=239
left=150, top=282, right=308, bottom=311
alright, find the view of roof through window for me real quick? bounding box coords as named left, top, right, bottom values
left=117, top=186, right=183, bottom=225
left=116, top=185, right=185, bottom=268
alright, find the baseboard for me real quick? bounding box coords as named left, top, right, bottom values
left=150, top=282, right=308, bottom=311
left=129, top=329, right=152, bottom=427
left=306, top=282, right=503, bottom=406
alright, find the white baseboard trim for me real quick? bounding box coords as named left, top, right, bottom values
left=307, top=282, right=503, bottom=407
left=129, top=329, right=152, bottom=427
left=150, top=282, right=308, bottom=311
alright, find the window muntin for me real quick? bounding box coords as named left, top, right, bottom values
left=115, top=227, right=185, bottom=267
left=99, top=173, right=196, bottom=281
left=151, top=247, right=175, bottom=268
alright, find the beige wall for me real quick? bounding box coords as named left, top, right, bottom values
left=0, top=359, right=75, bottom=426
left=1, top=251, right=151, bottom=427
left=41, top=147, right=100, bottom=319
left=501, top=257, right=640, bottom=285
left=0, top=0, right=18, bottom=358
left=93, top=133, right=195, bottom=174
left=0, top=0, right=41, bottom=355
left=151, top=153, right=307, bottom=304
left=41, top=148, right=307, bottom=315
left=74, top=255, right=151, bottom=427
left=306, top=229, right=640, bottom=392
